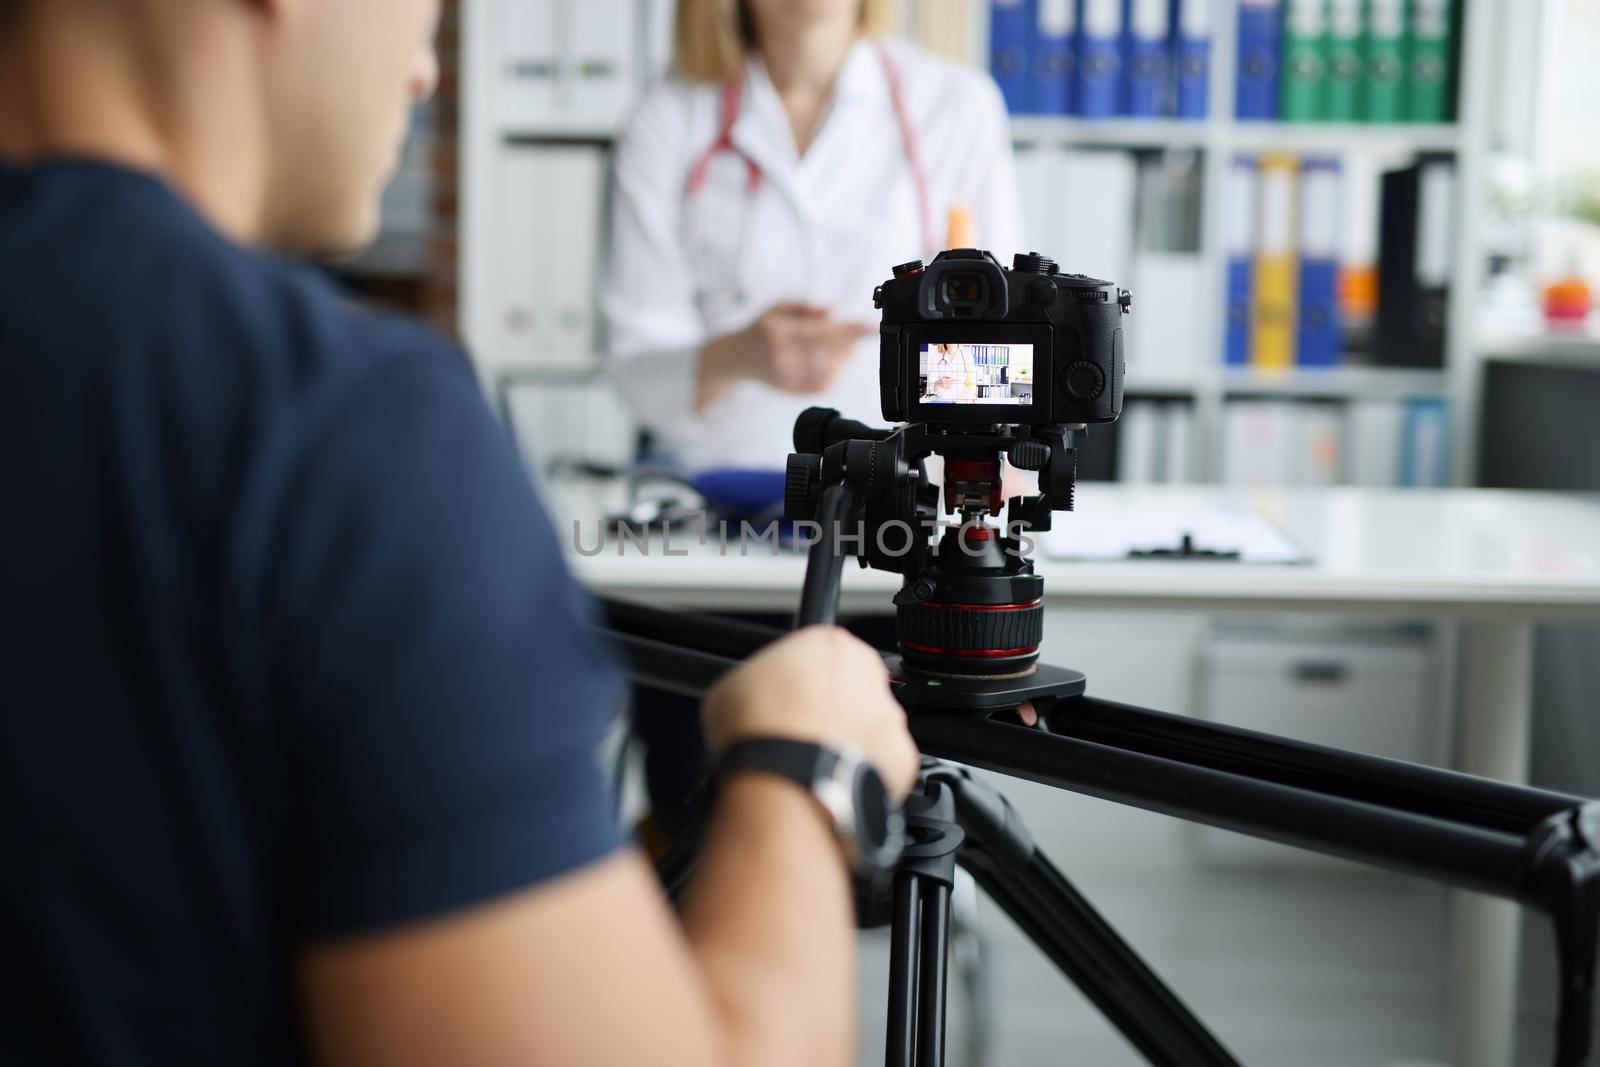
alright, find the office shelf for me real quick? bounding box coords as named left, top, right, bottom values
left=1125, top=373, right=1202, bottom=396
left=501, top=122, right=622, bottom=143
left=465, top=0, right=1498, bottom=488
left=1008, top=117, right=1214, bottom=149
left=1009, top=118, right=1461, bottom=156
left=1227, top=121, right=1462, bottom=154
left=1218, top=366, right=1451, bottom=399
left=498, top=118, right=1462, bottom=158
left=1479, top=323, right=1600, bottom=363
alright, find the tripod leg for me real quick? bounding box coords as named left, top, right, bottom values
left=916, top=880, right=953, bottom=1067
left=951, top=872, right=997, bottom=1067
left=887, top=873, right=922, bottom=1067
left=964, top=851, right=1238, bottom=1067
left=939, top=767, right=1240, bottom=1066
left=653, top=823, right=704, bottom=902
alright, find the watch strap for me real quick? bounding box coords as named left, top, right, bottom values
left=713, top=737, right=904, bottom=884
left=714, top=737, right=838, bottom=795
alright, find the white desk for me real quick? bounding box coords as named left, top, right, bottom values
left=559, top=483, right=1600, bottom=1067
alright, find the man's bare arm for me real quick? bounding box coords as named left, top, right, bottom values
left=298, top=627, right=918, bottom=1067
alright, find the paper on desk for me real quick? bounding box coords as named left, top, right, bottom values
left=1040, top=507, right=1310, bottom=564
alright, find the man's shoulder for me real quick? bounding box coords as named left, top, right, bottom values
left=259, top=262, right=473, bottom=396
left=102, top=182, right=475, bottom=413
left=176, top=221, right=467, bottom=391
left=3, top=160, right=475, bottom=427
left=21, top=163, right=489, bottom=501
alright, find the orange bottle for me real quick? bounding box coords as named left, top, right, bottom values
left=1544, top=272, right=1593, bottom=322
left=945, top=205, right=975, bottom=250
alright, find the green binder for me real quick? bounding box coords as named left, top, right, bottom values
left=1406, top=0, right=1454, bottom=122
left=1325, top=0, right=1364, bottom=121
left=1362, top=0, right=1407, bottom=123
left=1281, top=0, right=1329, bottom=121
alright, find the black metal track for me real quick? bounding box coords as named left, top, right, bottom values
left=600, top=598, right=1569, bottom=905
left=601, top=594, right=1600, bottom=1066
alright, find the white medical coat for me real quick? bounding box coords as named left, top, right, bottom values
left=602, top=38, right=1022, bottom=473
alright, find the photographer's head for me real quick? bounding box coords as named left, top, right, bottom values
left=0, top=0, right=440, bottom=254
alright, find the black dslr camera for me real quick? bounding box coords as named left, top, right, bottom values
left=875, top=248, right=1130, bottom=427
left=785, top=249, right=1131, bottom=697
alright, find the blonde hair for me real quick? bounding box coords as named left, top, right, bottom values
left=675, top=0, right=900, bottom=83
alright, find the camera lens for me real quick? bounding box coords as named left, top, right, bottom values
left=942, top=272, right=984, bottom=306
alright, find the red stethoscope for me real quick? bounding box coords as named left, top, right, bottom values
left=682, top=41, right=935, bottom=314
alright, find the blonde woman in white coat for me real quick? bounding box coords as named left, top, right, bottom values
left=604, top=0, right=1022, bottom=475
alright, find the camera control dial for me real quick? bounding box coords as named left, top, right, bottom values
left=784, top=453, right=822, bottom=521
left=1061, top=361, right=1107, bottom=403
left=1012, top=252, right=1058, bottom=274
left=1007, top=441, right=1050, bottom=471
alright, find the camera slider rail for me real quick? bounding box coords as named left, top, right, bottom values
left=601, top=596, right=1600, bottom=1067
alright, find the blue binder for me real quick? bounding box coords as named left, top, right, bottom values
left=990, top=0, right=1036, bottom=114
left=1171, top=0, right=1210, bottom=119
left=1123, top=0, right=1170, bottom=117
left=1076, top=0, right=1124, bottom=118
left=1297, top=266, right=1342, bottom=365
left=1235, top=0, right=1282, bottom=119
left=1297, top=157, right=1343, bottom=366
left=1225, top=156, right=1257, bottom=366
left=1032, top=0, right=1077, bottom=115
left=1399, top=398, right=1451, bottom=486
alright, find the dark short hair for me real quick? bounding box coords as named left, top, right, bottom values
left=0, top=1, right=27, bottom=31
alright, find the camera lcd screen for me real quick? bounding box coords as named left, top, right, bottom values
left=900, top=323, right=1052, bottom=424
left=916, top=342, right=1034, bottom=406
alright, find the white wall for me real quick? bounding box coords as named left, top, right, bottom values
left=1533, top=0, right=1600, bottom=280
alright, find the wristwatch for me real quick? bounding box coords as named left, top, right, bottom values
left=715, top=738, right=906, bottom=879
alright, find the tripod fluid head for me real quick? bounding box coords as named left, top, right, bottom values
left=784, top=408, right=1087, bottom=705
left=785, top=249, right=1128, bottom=698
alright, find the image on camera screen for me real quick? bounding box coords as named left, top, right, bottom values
left=917, top=342, right=1034, bottom=406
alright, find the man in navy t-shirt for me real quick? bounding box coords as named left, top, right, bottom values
left=0, top=2, right=919, bottom=1065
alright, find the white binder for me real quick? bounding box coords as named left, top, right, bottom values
left=488, top=143, right=607, bottom=374
left=564, top=0, right=639, bottom=126
left=501, top=0, right=559, bottom=128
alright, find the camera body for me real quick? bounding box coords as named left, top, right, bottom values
left=874, top=248, right=1129, bottom=427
